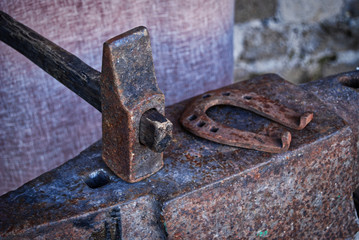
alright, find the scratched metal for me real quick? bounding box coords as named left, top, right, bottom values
left=302, top=70, right=359, bottom=192
left=1, top=74, right=358, bottom=239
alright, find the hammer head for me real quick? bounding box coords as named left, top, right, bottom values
left=101, top=26, right=171, bottom=182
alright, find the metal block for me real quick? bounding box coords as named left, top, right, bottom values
left=0, top=74, right=358, bottom=239
left=101, top=27, right=169, bottom=182
left=302, top=70, right=359, bottom=197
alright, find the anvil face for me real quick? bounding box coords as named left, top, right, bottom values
left=1, top=74, right=358, bottom=239
left=302, top=71, right=359, bottom=192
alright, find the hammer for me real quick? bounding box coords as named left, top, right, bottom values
left=0, top=11, right=172, bottom=182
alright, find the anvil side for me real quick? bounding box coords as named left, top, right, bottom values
left=1, top=74, right=358, bottom=239
left=302, top=71, right=359, bottom=192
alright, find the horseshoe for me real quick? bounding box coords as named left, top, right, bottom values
left=180, top=89, right=313, bottom=153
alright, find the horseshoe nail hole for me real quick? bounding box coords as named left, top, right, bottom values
left=84, top=169, right=110, bottom=189
left=197, top=121, right=206, bottom=127
left=202, top=94, right=211, bottom=99
left=188, top=115, right=197, bottom=121
left=210, top=127, right=219, bottom=133
left=243, top=96, right=252, bottom=100
left=339, top=76, right=359, bottom=89
left=222, top=92, right=230, bottom=96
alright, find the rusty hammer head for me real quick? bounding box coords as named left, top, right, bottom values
left=0, top=11, right=171, bottom=183
left=101, top=27, right=172, bottom=183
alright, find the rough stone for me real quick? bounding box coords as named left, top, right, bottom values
left=344, top=0, right=359, bottom=18
left=321, top=51, right=359, bottom=77
left=278, top=0, right=344, bottom=23
left=320, top=18, right=359, bottom=51
left=239, top=26, right=288, bottom=61
left=234, top=3, right=359, bottom=85
left=235, top=0, right=277, bottom=23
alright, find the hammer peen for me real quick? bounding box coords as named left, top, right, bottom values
left=0, top=11, right=173, bottom=182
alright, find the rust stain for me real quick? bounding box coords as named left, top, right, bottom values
left=180, top=79, right=313, bottom=153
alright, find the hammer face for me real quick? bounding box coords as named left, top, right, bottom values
left=101, top=26, right=165, bottom=182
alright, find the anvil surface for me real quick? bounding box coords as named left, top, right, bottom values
left=1, top=74, right=358, bottom=239
left=302, top=71, right=359, bottom=191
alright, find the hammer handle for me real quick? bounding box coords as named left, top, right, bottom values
left=0, top=11, right=102, bottom=111
left=0, top=11, right=173, bottom=154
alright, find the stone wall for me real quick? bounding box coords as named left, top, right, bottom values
left=234, top=0, right=359, bottom=83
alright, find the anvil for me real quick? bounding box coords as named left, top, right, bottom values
left=0, top=11, right=359, bottom=239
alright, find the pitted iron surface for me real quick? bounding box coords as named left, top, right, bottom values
left=180, top=86, right=313, bottom=153
left=1, top=74, right=358, bottom=239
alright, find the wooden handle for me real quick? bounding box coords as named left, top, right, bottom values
left=0, top=11, right=172, bottom=155
left=0, top=11, right=102, bottom=110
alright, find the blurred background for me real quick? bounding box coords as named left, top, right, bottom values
left=233, top=0, right=359, bottom=84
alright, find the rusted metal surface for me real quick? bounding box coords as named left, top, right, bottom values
left=302, top=70, right=359, bottom=191
left=1, top=74, right=358, bottom=239
left=0, top=11, right=172, bottom=183
left=101, top=27, right=171, bottom=182
left=140, top=108, right=173, bottom=153
left=180, top=88, right=313, bottom=153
